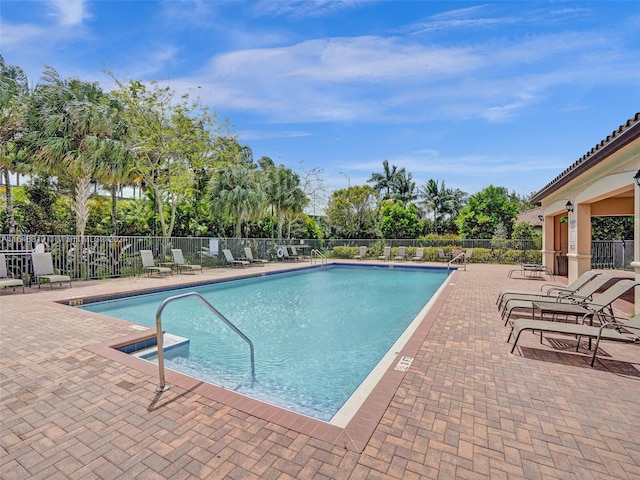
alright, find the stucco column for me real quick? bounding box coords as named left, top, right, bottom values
left=540, top=215, right=556, bottom=272
left=567, top=202, right=592, bottom=283
left=632, top=180, right=640, bottom=314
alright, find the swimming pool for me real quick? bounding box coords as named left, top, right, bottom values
left=82, top=264, right=449, bottom=421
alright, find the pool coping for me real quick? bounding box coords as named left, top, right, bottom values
left=81, top=264, right=459, bottom=453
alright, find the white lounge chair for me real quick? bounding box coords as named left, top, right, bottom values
left=171, top=249, right=202, bottom=274
left=31, top=252, right=72, bottom=288
left=223, top=249, right=249, bottom=267
left=140, top=250, right=172, bottom=277
left=244, top=247, right=268, bottom=266
left=378, top=246, right=391, bottom=261
left=394, top=246, right=406, bottom=262
left=0, top=254, right=24, bottom=293
left=411, top=248, right=424, bottom=262
left=354, top=246, right=367, bottom=260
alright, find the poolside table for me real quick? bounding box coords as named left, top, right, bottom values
left=531, top=301, right=591, bottom=322
left=508, top=264, right=553, bottom=279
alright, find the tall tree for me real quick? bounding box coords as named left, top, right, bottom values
left=0, top=56, right=29, bottom=234
left=110, top=77, right=219, bottom=237
left=209, top=162, right=265, bottom=238
left=418, top=179, right=450, bottom=234
left=391, top=170, right=417, bottom=204
left=27, top=67, right=131, bottom=238
left=367, top=159, right=406, bottom=200
left=325, top=185, right=379, bottom=239
left=261, top=164, right=307, bottom=239
left=456, top=185, right=518, bottom=239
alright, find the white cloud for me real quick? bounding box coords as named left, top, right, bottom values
left=47, top=0, right=89, bottom=26
left=253, top=0, right=362, bottom=19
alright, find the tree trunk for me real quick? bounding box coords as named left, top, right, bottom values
left=3, top=169, right=16, bottom=234
left=110, top=183, right=118, bottom=235
left=74, top=174, right=91, bottom=237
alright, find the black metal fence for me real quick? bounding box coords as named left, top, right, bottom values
left=0, top=234, right=633, bottom=283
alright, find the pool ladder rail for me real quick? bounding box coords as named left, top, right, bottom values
left=154, top=292, right=255, bottom=392
left=447, top=251, right=466, bottom=274
left=310, top=249, right=327, bottom=265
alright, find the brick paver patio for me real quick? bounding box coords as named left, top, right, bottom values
left=1, top=262, right=638, bottom=479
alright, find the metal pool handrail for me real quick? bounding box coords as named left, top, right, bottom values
left=155, top=292, right=255, bottom=392
left=447, top=251, right=466, bottom=274
left=310, top=249, right=327, bottom=265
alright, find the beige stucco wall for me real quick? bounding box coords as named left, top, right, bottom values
left=537, top=137, right=640, bottom=313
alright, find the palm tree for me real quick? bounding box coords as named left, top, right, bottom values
left=93, top=93, right=135, bottom=235
left=262, top=164, right=307, bottom=239
left=27, top=67, right=131, bottom=238
left=0, top=56, right=29, bottom=234
left=209, top=162, right=265, bottom=238
left=391, top=170, right=417, bottom=204
left=368, top=159, right=406, bottom=199
left=418, top=179, right=452, bottom=234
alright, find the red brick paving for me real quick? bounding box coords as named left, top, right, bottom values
left=1, top=262, right=638, bottom=479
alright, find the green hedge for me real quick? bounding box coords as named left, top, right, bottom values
left=330, top=245, right=542, bottom=264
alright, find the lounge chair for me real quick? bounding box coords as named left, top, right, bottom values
left=411, top=248, right=424, bottom=262
left=223, top=249, right=249, bottom=267
left=31, top=252, right=72, bottom=288
left=354, top=246, right=367, bottom=260
left=505, top=275, right=638, bottom=325
left=283, top=246, right=302, bottom=261
left=464, top=249, right=473, bottom=263
left=437, top=249, right=447, bottom=262
left=497, top=270, right=602, bottom=311
left=171, top=249, right=202, bottom=274
left=508, top=311, right=640, bottom=367
left=500, top=274, right=617, bottom=325
left=0, top=254, right=24, bottom=293
left=508, top=263, right=554, bottom=280
left=140, top=250, right=172, bottom=277
left=378, top=246, right=391, bottom=261
left=290, top=246, right=307, bottom=261
left=244, top=247, right=268, bottom=266
left=394, top=246, right=406, bottom=262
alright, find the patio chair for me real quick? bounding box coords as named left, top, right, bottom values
left=411, top=248, right=424, bottom=262
left=244, top=247, right=268, bottom=266
left=378, top=246, right=391, bottom=261
left=465, top=249, right=473, bottom=263
left=140, top=250, right=172, bottom=277
left=290, top=246, right=308, bottom=261
left=31, top=252, right=72, bottom=289
left=437, top=249, right=447, bottom=261
left=171, top=249, right=202, bottom=274
left=497, top=270, right=602, bottom=310
left=508, top=263, right=554, bottom=280
left=505, top=275, right=638, bottom=325
left=0, top=254, right=24, bottom=293
left=394, top=246, right=406, bottom=262
left=222, top=249, right=249, bottom=267
left=500, top=274, right=617, bottom=325
left=508, top=311, right=640, bottom=367
left=354, top=246, right=367, bottom=260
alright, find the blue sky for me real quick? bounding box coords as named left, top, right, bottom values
left=2, top=1, right=640, bottom=206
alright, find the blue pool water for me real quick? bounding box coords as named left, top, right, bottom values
left=83, top=265, right=449, bottom=420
